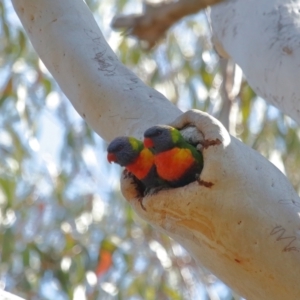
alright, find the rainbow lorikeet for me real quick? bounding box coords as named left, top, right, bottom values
left=143, top=125, right=203, bottom=188
left=107, top=136, right=163, bottom=192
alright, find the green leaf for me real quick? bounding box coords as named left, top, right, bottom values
left=1, top=228, right=14, bottom=262
left=0, top=177, right=16, bottom=209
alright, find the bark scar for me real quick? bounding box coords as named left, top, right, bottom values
left=270, top=225, right=300, bottom=252
left=93, top=48, right=117, bottom=76
left=199, top=138, right=222, bottom=149
left=197, top=179, right=214, bottom=188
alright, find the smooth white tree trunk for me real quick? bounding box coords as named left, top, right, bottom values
left=11, top=0, right=180, bottom=141
left=11, top=0, right=300, bottom=299
left=210, top=0, right=300, bottom=124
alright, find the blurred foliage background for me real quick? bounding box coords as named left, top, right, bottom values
left=0, top=0, right=300, bottom=299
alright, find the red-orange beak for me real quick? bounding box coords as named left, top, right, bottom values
left=107, top=152, right=116, bottom=163
left=144, top=137, right=154, bottom=148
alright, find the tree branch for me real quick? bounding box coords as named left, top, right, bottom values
left=210, top=0, right=300, bottom=124
left=11, top=0, right=180, bottom=142
left=112, top=0, right=225, bottom=48
left=218, top=58, right=242, bottom=135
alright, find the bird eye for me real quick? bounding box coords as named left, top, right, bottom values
left=156, top=130, right=162, bottom=136
left=116, top=144, right=123, bottom=151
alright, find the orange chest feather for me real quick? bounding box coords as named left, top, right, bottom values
left=155, top=148, right=195, bottom=181
left=126, top=148, right=154, bottom=180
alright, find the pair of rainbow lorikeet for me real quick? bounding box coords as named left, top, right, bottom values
left=107, top=125, right=203, bottom=193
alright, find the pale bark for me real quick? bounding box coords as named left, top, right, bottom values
left=210, top=0, right=300, bottom=124
left=11, top=0, right=300, bottom=299
left=11, top=0, right=180, bottom=142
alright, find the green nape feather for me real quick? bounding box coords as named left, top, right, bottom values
left=170, top=127, right=203, bottom=165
